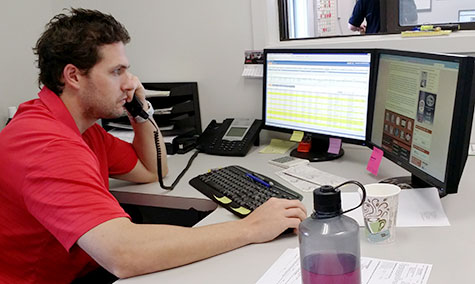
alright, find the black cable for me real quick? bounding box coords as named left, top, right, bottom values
left=335, top=180, right=366, bottom=215
left=148, top=117, right=199, bottom=190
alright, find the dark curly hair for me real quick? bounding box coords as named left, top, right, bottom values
left=33, top=8, right=130, bottom=95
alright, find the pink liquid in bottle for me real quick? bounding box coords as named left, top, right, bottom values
left=301, top=253, right=360, bottom=284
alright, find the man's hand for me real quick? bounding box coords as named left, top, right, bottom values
left=348, top=23, right=366, bottom=34
left=359, top=24, right=367, bottom=34
left=241, top=198, right=307, bottom=243
left=126, top=74, right=147, bottom=107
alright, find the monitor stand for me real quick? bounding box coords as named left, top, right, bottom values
left=290, top=137, right=344, bottom=162
left=378, top=174, right=447, bottom=197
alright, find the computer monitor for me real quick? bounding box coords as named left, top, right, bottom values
left=263, top=49, right=374, bottom=161
left=369, top=49, right=475, bottom=195
left=459, top=10, right=475, bottom=22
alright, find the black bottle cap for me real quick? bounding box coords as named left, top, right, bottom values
left=312, top=185, right=342, bottom=219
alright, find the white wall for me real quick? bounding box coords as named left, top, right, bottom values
left=0, top=1, right=55, bottom=126
left=0, top=0, right=262, bottom=129
left=54, top=0, right=263, bottom=129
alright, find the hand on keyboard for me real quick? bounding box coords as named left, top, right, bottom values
left=189, top=165, right=307, bottom=240
left=189, top=165, right=304, bottom=218
left=241, top=197, right=307, bottom=242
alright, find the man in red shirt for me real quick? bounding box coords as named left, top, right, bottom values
left=0, top=8, right=306, bottom=283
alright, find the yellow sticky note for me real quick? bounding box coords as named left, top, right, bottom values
left=290, top=131, right=304, bottom=142
left=259, top=139, right=296, bottom=154
left=214, top=195, right=232, bottom=204
left=231, top=206, right=251, bottom=215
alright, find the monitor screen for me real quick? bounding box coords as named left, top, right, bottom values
left=459, top=10, right=475, bottom=22
left=370, top=50, right=475, bottom=194
left=263, top=49, right=374, bottom=161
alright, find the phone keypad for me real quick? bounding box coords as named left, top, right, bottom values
left=218, top=140, right=245, bottom=152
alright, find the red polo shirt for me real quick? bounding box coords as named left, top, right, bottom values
left=0, top=87, right=138, bottom=283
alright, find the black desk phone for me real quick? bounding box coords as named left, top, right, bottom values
left=197, top=118, right=262, bottom=156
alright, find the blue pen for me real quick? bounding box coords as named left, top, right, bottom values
left=246, top=173, right=272, bottom=187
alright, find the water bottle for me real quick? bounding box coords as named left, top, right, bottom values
left=299, top=181, right=366, bottom=284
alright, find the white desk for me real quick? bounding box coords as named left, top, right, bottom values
left=112, top=144, right=475, bottom=284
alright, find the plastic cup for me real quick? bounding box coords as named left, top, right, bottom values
left=362, top=183, right=401, bottom=244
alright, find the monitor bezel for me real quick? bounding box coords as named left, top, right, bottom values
left=368, top=49, right=475, bottom=194
left=262, top=48, right=377, bottom=147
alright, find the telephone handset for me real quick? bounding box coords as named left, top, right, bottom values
left=197, top=118, right=262, bottom=156
left=124, top=95, right=149, bottom=121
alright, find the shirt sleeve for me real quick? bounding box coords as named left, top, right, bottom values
left=95, top=124, right=138, bottom=176
left=22, top=139, right=130, bottom=251
left=348, top=0, right=365, bottom=27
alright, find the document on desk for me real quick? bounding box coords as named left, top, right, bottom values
left=108, top=129, right=134, bottom=143
left=276, top=164, right=347, bottom=191
left=343, top=187, right=450, bottom=227
left=275, top=171, right=317, bottom=192
left=397, top=187, right=450, bottom=226
left=144, top=89, right=170, bottom=97
left=106, top=122, right=133, bottom=130
left=256, top=247, right=432, bottom=284
left=154, top=107, right=173, bottom=115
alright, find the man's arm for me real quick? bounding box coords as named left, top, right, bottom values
left=348, top=23, right=360, bottom=31
left=112, top=75, right=168, bottom=183
left=77, top=198, right=307, bottom=279
left=348, top=0, right=366, bottom=34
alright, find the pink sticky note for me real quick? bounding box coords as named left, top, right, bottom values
left=367, top=147, right=384, bottom=176
left=328, top=138, right=342, bottom=154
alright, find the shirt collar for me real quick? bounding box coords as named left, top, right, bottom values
left=38, top=87, right=81, bottom=137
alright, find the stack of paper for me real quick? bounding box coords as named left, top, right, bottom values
left=256, top=248, right=432, bottom=284
left=144, top=89, right=170, bottom=97
left=275, top=164, right=347, bottom=192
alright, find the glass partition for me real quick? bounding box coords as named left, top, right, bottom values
left=279, top=0, right=475, bottom=40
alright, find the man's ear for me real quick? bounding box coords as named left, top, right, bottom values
left=62, top=64, right=82, bottom=90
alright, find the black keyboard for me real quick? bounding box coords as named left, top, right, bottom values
left=189, top=165, right=303, bottom=218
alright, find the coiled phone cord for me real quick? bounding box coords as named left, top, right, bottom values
left=150, top=117, right=199, bottom=190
